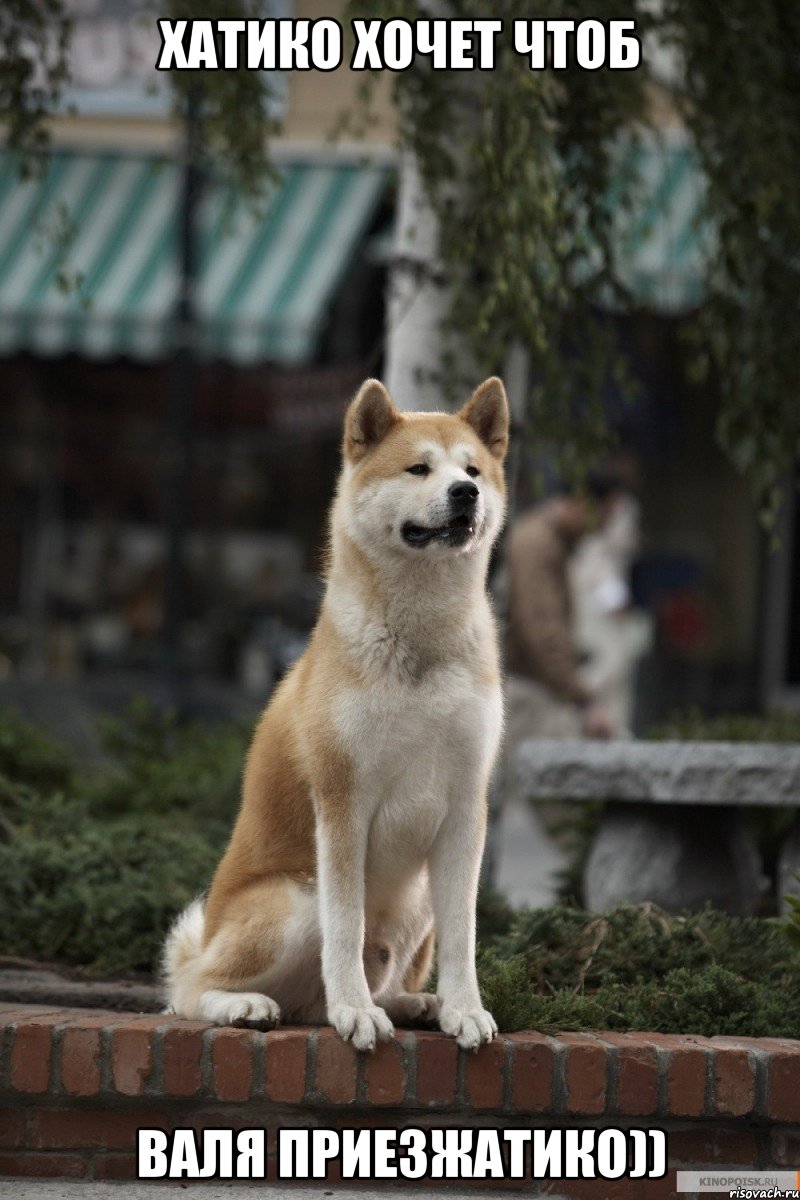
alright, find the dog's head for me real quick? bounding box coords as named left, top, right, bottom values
left=336, top=377, right=509, bottom=562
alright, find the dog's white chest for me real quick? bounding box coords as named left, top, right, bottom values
left=335, top=661, right=497, bottom=777
left=333, top=662, right=501, bottom=886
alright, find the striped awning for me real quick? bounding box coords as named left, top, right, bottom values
left=0, top=152, right=389, bottom=363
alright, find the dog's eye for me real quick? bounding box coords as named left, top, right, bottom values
left=406, top=463, right=430, bottom=476
left=466, top=465, right=480, bottom=478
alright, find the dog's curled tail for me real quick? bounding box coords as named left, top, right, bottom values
left=161, top=898, right=205, bottom=1014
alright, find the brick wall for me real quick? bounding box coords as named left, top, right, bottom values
left=1, top=1004, right=799, bottom=1196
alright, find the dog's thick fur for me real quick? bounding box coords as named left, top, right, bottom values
left=163, top=376, right=509, bottom=1051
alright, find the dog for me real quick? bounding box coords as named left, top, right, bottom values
left=163, top=375, right=509, bottom=1051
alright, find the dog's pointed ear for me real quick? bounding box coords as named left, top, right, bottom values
left=344, top=379, right=400, bottom=462
left=459, top=377, right=509, bottom=460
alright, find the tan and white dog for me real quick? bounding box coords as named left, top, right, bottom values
left=163, top=376, right=509, bottom=1051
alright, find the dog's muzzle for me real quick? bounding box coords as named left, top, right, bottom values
left=401, top=482, right=480, bottom=548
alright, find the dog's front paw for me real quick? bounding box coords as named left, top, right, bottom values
left=438, top=1002, right=497, bottom=1050
left=329, top=1003, right=394, bottom=1051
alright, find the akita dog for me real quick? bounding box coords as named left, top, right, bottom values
left=163, top=376, right=509, bottom=1051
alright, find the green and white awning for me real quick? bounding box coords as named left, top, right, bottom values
left=0, top=151, right=389, bottom=363
left=0, top=136, right=708, bottom=362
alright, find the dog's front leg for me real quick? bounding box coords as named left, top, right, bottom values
left=316, top=809, right=394, bottom=1052
left=428, top=795, right=497, bottom=1051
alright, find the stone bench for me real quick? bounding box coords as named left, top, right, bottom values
left=516, top=740, right=800, bottom=914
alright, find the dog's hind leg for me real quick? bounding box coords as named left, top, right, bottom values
left=198, top=989, right=281, bottom=1028
left=403, top=926, right=436, bottom=993
left=164, top=876, right=322, bottom=1027
left=380, top=925, right=440, bottom=1026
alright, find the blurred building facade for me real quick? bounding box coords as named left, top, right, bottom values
left=0, top=0, right=398, bottom=700
left=0, top=4, right=792, bottom=724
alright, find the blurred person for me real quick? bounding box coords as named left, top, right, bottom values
left=504, top=468, right=627, bottom=743
left=489, top=469, right=628, bottom=908
left=570, top=490, right=653, bottom=733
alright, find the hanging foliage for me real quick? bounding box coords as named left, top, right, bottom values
left=156, top=0, right=281, bottom=197
left=660, top=0, right=800, bottom=527
left=1, top=0, right=71, bottom=168
left=350, top=1, right=800, bottom=515
left=1, top=0, right=279, bottom=195
left=348, top=0, right=652, bottom=484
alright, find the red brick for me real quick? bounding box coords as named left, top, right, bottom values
left=0, top=1152, right=86, bottom=1178
left=10, top=1016, right=63, bottom=1093
left=669, top=1127, right=758, bottom=1166
left=770, top=1126, right=800, bottom=1166
left=162, top=1023, right=207, bottom=1097
left=550, top=1174, right=679, bottom=1200
left=769, top=1047, right=800, bottom=1122
left=58, top=1007, right=122, bottom=1021
left=0, top=1005, right=64, bottom=1024
left=60, top=1026, right=103, bottom=1097
left=463, top=1036, right=505, bottom=1110
left=0, top=1107, right=26, bottom=1148
left=601, top=1034, right=658, bottom=1116
left=711, top=1035, right=775, bottom=1051
left=264, top=1029, right=309, bottom=1103
left=111, top=1024, right=155, bottom=1096
left=314, top=1029, right=358, bottom=1104
left=62, top=1012, right=121, bottom=1028
left=211, top=1027, right=254, bottom=1102
left=508, top=1033, right=555, bottom=1113
left=93, top=1153, right=137, bottom=1180
left=618, top=1032, right=710, bottom=1118
left=648, top=1035, right=709, bottom=1118
left=562, top=1033, right=606, bottom=1115
left=414, top=1032, right=458, bottom=1106
left=363, top=1035, right=407, bottom=1105
left=30, top=1108, right=164, bottom=1151
left=712, top=1047, right=755, bottom=1117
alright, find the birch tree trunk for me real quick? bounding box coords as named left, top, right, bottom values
left=383, top=151, right=452, bottom=412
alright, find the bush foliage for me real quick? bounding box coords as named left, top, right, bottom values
left=649, top=707, right=800, bottom=744
left=0, top=702, right=247, bottom=974
left=1, top=705, right=799, bottom=1036
left=475, top=890, right=800, bottom=1037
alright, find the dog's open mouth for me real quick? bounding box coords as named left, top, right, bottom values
left=401, top=513, right=476, bottom=548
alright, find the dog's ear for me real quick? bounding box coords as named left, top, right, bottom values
left=459, top=377, right=509, bottom=460
left=344, top=379, right=400, bottom=462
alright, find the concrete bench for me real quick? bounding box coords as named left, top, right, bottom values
left=516, top=739, right=800, bottom=914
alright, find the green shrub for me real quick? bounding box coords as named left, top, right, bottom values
left=2, top=705, right=800, bottom=1038
left=0, top=708, right=74, bottom=791
left=475, top=902, right=800, bottom=1037
left=0, top=812, right=226, bottom=974
left=89, top=697, right=248, bottom=819
left=0, top=701, right=246, bottom=975
left=493, top=903, right=794, bottom=989
left=648, top=706, right=800, bottom=743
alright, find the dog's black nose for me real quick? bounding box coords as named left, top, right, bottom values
left=448, top=480, right=479, bottom=508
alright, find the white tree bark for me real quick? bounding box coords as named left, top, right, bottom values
left=383, top=151, right=452, bottom=412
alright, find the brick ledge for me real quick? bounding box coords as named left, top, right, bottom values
left=2, top=1003, right=800, bottom=1192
